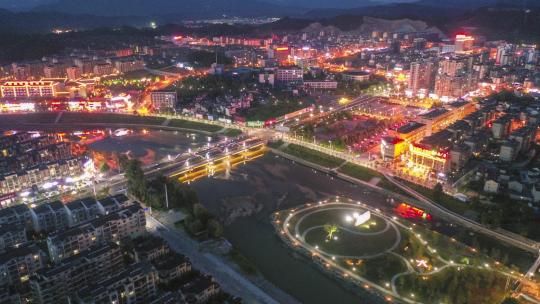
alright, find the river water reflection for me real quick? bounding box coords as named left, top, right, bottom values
left=192, top=153, right=536, bottom=304
left=193, top=153, right=396, bottom=304
left=88, top=130, right=535, bottom=304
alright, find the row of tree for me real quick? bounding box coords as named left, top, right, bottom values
left=396, top=267, right=509, bottom=304
left=123, top=159, right=223, bottom=239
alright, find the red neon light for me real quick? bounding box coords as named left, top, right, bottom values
left=264, top=118, right=277, bottom=127
left=395, top=203, right=432, bottom=221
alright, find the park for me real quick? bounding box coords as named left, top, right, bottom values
left=273, top=197, right=533, bottom=304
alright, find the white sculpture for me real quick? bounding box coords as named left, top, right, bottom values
left=345, top=211, right=371, bottom=226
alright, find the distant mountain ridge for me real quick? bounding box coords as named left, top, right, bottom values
left=0, top=0, right=539, bottom=42
left=33, top=0, right=305, bottom=18
left=0, top=8, right=149, bottom=32
left=263, top=0, right=412, bottom=9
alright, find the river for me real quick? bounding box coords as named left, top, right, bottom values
left=90, top=130, right=537, bottom=304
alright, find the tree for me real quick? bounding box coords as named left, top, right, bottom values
left=124, top=159, right=147, bottom=200
left=187, top=217, right=204, bottom=235
left=208, top=219, right=224, bottom=238
left=324, top=224, right=339, bottom=240
left=182, top=186, right=200, bottom=211
left=193, top=203, right=210, bottom=223
left=100, top=162, right=110, bottom=173
left=500, top=297, right=520, bottom=304
left=433, top=183, right=443, bottom=201
left=118, top=154, right=129, bottom=170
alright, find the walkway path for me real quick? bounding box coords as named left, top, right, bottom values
left=383, top=173, right=540, bottom=254
left=54, top=111, right=63, bottom=123
left=146, top=215, right=299, bottom=304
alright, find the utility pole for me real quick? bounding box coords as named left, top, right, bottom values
left=164, top=183, right=169, bottom=209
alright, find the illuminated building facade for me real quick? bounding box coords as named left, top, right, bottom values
left=342, top=71, right=371, bottom=82
left=409, top=143, right=451, bottom=173
left=434, top=56, right=477, bottom=100
left=0, top=243, right=43, bottom=286
left=46, top=203, right=146, bottom=263
left=0, top=81, right=59, bottom=98
left=43, top=65, right=66, bottom=78
left=455, top=35, right=474, bottom=53
left=11, top=62, right=45, bottom=80
left=393, top=121, right=427, bottom=143
left=66, top=66, right=82, bottom=80
left=419, top=105, right=471, bottom=136
left=303, top=81, right=338, bottom=90
left=150, top=91, right=177, bottom=112
left=275, top=67, right=303, bottom=85
left=270, top=47, right=291, bottom=65
left=93, top=63, right=114, bottom=76
left=434, top=74, right=473, bottom=99
left=408, top=60, right=436, bottom=94
left=29, top=243, right=123, bottom=304
left=114, top=48, right=134, bottom=57
left=113, top=58, right=145, bottom=73
left=491, top=115, right=517, bottom=139
left=381, top=136, right=406, bottom=161
left=0, top=158, right=84, bottom=197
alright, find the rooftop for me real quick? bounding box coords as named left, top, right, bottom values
left=0, top=243, right=40, bottom=264
left=396, top=121, right=426, bottom=134
left=381, top=136, right=404, bottom=145
left=447, top=100, right=469, bottom=108
left=419, top=108, right=449, bottom=120
left=180, top=274, right=217, bottom=295
left=154, top=253, right=189, bottom=270
left=420, top=130, right=454, bottom=150
left=77, top=261, right=155, bottom=300
left=132, top=235, right=167, bottom=254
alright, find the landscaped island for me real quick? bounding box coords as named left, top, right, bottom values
left=273, top=197, right=528, bottom=304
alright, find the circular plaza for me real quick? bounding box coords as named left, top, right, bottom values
left=278, top=199, right=401, bottom=260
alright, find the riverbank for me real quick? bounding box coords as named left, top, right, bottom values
left=0, top=112, right=223, bottom=134
left=268, top=146, right=413, bottom=202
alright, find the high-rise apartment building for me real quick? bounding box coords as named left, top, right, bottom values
left=408, top=60, right=436, bottom=93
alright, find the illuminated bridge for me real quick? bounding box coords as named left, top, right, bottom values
left=170, top=138, right=266, bottom=183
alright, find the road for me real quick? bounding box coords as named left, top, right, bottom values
left=127, top=112, right=540, bottom=256
left=17, top=112, right=540, bottom=296
left=261, top=132, right=540, bottom=255
left=91, top=136, right=265, bottom=193
left=383, top=174, right=540, bottom=254
left=146, top=215, right=297, bottom=304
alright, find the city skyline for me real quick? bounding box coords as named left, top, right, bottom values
left=0, top=2, right=539, bottom=304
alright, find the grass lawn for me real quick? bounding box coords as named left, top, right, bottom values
left=0, top=112, right=58, bottom=124
left=338, top=163, right=381, bottom=181
left=395, top=267, right=508, bottom=304
left=60, top=113, right=166, bottom=125
left=244, top=101, right=306, bottom=121
left=338, top=163, right=411, bottom=196
left=345, top=253, right=407, bottom=285
left=267, top=140, right=284, bottom=149
left=285, top=206, right=399, bottom=257
left=167, top=118, right=222, bottom=133
left=276, top=145, right=411, bottom=197
left=398, top=179, right=470, bottom=215
left=281, top=144, right=344, bottom=168
left=227, top=249, right=259, bottom=276
left=222, top=128, right=243, bottom=137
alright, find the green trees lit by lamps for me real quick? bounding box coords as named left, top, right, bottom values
left=324, top=224, right=339, bottom=241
